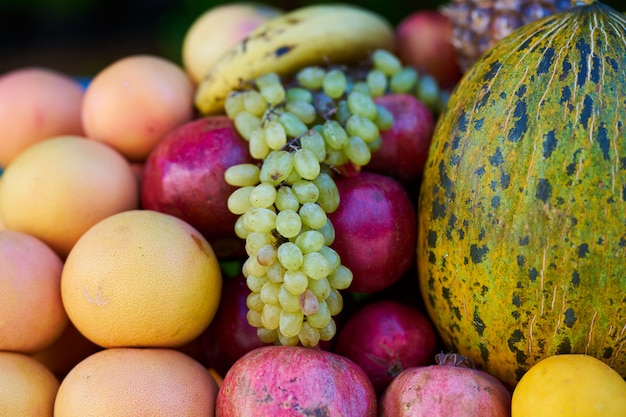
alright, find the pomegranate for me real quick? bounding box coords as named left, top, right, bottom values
left=380, top=353, right=512, bottom=416
left=216, top=345, right=377, bottom=417
left=334, top=300, right=437, bottom=394
left=329, top=171, right=416, bottom=293
left=141, top=115, right=254, bottom=259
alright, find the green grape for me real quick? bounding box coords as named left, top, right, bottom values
left=277, top=331, right=300, bottom=346
left=234, top=215, right=249, bottom=239
left=318, top=318, right=337, bottom=341
left=278, top=285, right=301, bottom=313
left=323, top=68, right=347, bottom=99
left=317, top=218, right=335, bottom=246
left=374, top=104, right=394, bottom=131
left=227, top=186, right=254, bottom=215
left=366, top=69, right=387, bottom=97
left=255, top=72, right=281, bottom=89
left=224, top=92, right=245, bottom=118
left=261, top=303, right=281, bottom=330
left=234, top=111, right=262, bottom=141
left=249, top=127, right=270, bottom=159
left=249, top=182, right=277, bottom=208
left=285, top=87, right=313, bottom=103
left=299, top=288, right=319, bottom=315
left=327, top=265, right=353, bottom=290
left=246, top=292, right=264, bottom=312
left=306, top=300, right=331, bottom=328
left=325, top=288, right=343, bottom=316
left=319, top=245, right=340, bottom=274
left=256, top=243, right=278, bottom=267
left=294, top=230, right=325, bottom=254
left=416, top=73, right=440, bottom=111
left=275, top=186, right=300, bottom=212
left=283, top=269, right=309, bottom=295
left=298, top=321, right=320, bottom=347
left=244, top=256, right=267, bottom=277
left=260, top=150, right=293, bottom=185
left=292, top=180, right=319, bottom=204
left=257, top=327, right=279, bottom=343
left=313, top=173, right=340, bottom=213
left=277, top=241, right=304, bottom=271
left=296, top=66, right=326, bottom=90
left=367, top=135, right=383, bottom=153
left=334, top=99, right=351, bottom=125
left=293, top=148, right=320, bottom=180
left=279, top=111, right=308, bottom=137
left=275, top=209, right=302, bottom=238
left=323, top=148, right=349, bottom=167
left=298, top=202, right=327, bottom=229
left=299, top=129, right=326, bottom=163
left=264, top=119, right=287, bottom=150
left=321, top=120, right=348, bottom=150
left=243, top=89, right=267, bottom=116
left=245, top=231, right=276, bottom=257
left=255, top=73, right=285, bottom=105
left=224, top=163, right=260, bottom=187
left=344, top=135, right=371, bottom=166
left=247, top=309, right=263, bottom=327
left=372, top=48, right=402, bottom=76
left=346, top=114, right=380, bottom=143
left=350, top=81, right=370, bottom=96
left=266, top=260, right=285, bottom=283
left=243, top=207, right=277, bottom=233
left=308, top=276, right=331, bottom=300
left=283, top=167, right=302, bottom=185
left=347, top=90, right=378, bottom=120
left=302, top=252, right=330, bottom=281
left=390, top=66, right=419, bottom=94
left=285, top=100, right=317, bottom=125
left=280, top=309, right=304, bottom=337
left=259, top=281, right=281, bottom=304
left=246, top=274, right=268, bottom=292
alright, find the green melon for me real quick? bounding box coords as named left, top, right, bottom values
left=417, top=0, right=626, bottom=388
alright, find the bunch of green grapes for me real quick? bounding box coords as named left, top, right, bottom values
left=224, top=49, right=436, bottom=347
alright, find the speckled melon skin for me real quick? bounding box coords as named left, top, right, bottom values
left=417, top=1, right=626, bottom=389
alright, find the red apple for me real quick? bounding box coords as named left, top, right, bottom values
left=395, top=9, right=463, bottom=90
left=216, top=345, right=377, bottom=417
left=328, top=171, right=416, bottom=293
left=380, top=353, right=512, bottom=416
left=201, top=273, right=270, bottom=376
left=141, top=115, right=255, bottom=259
left=370, top=93, right=434, bottom=183
left=334, top=299, right=438, bottom=395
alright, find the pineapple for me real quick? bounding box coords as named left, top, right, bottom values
left=443, top=0, right=573, bottom=72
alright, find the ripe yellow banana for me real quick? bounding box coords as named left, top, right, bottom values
left=194, top=4, right=396, bottom=115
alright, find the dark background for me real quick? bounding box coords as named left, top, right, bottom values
left=0, top=0, right=622, bottom=77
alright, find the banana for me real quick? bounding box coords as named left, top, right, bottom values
left=194, top=4, right=396, bottom=115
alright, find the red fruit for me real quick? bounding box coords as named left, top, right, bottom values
left=201, top=274, right=269, bottom=376
left=380, top=353, right=512, bottom=416
left=329, top=171, right=416, bottom=293
left=216, top=345, right=377, bottom=417
left=370, top=94, right=434, bottom=183
left=334, top=300, right=437, bottom=395
left=141, top=115, right=254, bottom=259
left=395, top=9, right=463, bottom=90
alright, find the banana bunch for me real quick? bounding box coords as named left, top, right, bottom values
left=194, top=4, right=396, bottom=115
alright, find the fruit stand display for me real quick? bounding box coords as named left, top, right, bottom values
left=1, top=1, right=625, bottom=416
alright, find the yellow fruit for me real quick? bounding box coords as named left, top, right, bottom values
left=512, top=354, right=626, bottom=417
left=53, top=348, right=219, bottom=417
left=182, top=2, right=283, bottom=84
left=0, top=135, right=138, bottom=258
left=0, top=351, right=59, bottom=416
left=0, top=230, right=67, bottom=353
left=61, top=209, right=222, bottom=348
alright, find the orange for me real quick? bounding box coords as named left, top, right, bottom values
left=53, top=347, right=219, bottom=417
left=0, top=135, right=138, bottom=258
left=0, top=351, right=59, bottom=416
left=0, top=230, right=68, bottom=353
left=61, top=209, right=222, bottom=348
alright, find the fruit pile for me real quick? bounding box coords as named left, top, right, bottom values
left=1, top=1, right=625, bottom=416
